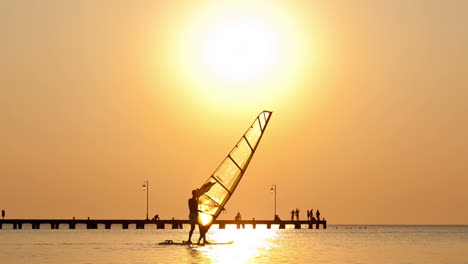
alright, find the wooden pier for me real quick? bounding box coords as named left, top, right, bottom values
left=0, top=219, right=326, bottom=230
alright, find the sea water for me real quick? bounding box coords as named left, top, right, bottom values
left=0, top=225, right=467, bottom=264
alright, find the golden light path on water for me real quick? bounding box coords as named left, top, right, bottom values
left=189, top=226, right=280, bottom=263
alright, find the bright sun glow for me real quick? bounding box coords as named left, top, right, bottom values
left=167, top=1, right=313, bottom=108
left=199, top=14, right=281, bottom=83
left=199, top=212, right=214, bottom=226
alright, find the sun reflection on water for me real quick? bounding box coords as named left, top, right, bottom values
left=188, top=226, right=280, bottom=264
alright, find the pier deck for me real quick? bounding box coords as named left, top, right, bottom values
left=0, top=219, right=326, bottom=230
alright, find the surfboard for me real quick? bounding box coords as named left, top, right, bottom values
left=158, top=240, right=234, bottom=246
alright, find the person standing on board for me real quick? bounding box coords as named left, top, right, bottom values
left=186, top=181, right=216, bottom=244
left=290, top=209, right=295, bottom=221
left=316, top=209, right=321, bottom=221
left=187, top=190, right=200, bottom=244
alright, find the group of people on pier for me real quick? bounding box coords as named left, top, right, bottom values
left=290, top=208, right=321, bottom=221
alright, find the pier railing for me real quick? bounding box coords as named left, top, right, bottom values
left=0, top=219, right=327, bottom=230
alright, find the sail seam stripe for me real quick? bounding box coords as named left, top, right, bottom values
left=203, top=191, right=223, bottom=208
left=228, top=155, right=244, bottom=172
left=259, top=115, right=265, bottom=131
left=256, top=118, right=263, bottom=133
left=243, top=135, right=254, bottom=151
left=212, top=175, right=232, bottom=194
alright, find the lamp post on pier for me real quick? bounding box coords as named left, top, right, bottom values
left=142, top=180, right=149, bottom=220
left=270, top=184, right=277, bottom=220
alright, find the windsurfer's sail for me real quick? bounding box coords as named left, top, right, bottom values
left=197, top=111, right=273, bottom=226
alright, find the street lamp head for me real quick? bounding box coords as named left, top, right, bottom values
left=142, top=184, right=146, bottom=190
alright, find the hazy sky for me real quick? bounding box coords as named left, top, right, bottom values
left=1, top=0, right=467, bottom=224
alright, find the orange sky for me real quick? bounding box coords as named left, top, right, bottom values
left=1, top=0, right=467, bottom=224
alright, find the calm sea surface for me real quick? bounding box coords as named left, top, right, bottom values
left=0, top=225, right=467, bottom=264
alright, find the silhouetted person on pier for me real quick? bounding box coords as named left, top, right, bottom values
left=307, top=210, right=310, bottom=220
left=290, top=210, right=295, bottom=220
left=316, top=210, right=320, bottom=221
left=2, top=210, right=4, bottom=220
left=295, top=208, right=300, bottom=220
left=310, top=209, right=313, bottom=220
left=235, top=212, right=242, bottom=220
left=153, top=214, right=159, bottom=220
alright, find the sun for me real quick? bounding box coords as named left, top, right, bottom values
left=198, top=13, right=282, bottom=84
left=165, top=1, right=312, bottom=108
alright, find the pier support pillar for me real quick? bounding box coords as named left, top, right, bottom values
left=323, top=221, right=327, bottom=229
left=267, top=224, right=271, bottom=229
left=171, top=223, right=179, bottom=229
left=157, top=223, right=164, bottom=229
left=294, top=223, right=301, bottom=229
left=0, top=223, right=2, bottom=229
left=69, top=223, right=76, bottom=229
left=252, top=223, right=256, bottom=229
left=105, top=223, right=111, bottom=229
left=279, top=223, right=285, bottom=229
left=308, top=223, right=313, bottom=229
left=316, top=222, right=319, bottom=229
left=122, top=223, right=129, bottom=229
left=219, top=223, right=225, bottom=229
left=51, top=223, right=59, bottom=229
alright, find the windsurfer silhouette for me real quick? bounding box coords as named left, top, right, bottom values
left=187, top=189, right=200, bottom=244
left=186, top=181, right=216, bottom=244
